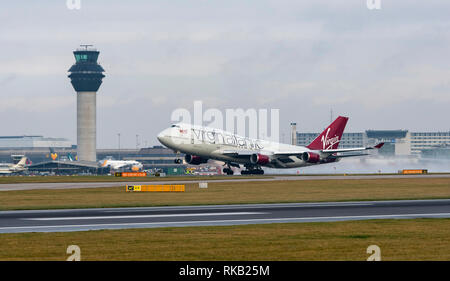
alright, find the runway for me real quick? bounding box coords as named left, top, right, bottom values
left=1, top=174, right=449, bottom=191
left=1, top=199, right=449, bottom=233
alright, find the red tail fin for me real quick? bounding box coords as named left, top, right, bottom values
left=307, top=116, right=349, bottom=151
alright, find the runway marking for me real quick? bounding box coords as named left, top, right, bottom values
left=23, top=212, right=266, bottom=221
left=5, top=212, right=450, bottom=233
left=101, top=202, right=373, bottom=213
left=1, top=174, right=450, bottom=191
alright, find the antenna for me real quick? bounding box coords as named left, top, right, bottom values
left=79, top=44, right=93, bottom=50
left=136, top=134, right=140, bottom=149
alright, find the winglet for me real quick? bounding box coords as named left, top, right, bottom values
left=374, top=142, right=384, bottom=149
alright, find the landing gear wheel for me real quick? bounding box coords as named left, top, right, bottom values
left=223, top=168, right=234, bottom=175
left=241, top=169, right=264, bottom=175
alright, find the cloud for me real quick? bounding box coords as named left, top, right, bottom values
left=1, top=0, right=450, bottom=148
left=0, top=96, right=74, bottom=113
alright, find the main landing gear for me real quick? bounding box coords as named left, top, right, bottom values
left=241, top=164, right=264, bottom=175
left=223, top=167, right=234, bottom=175
left=241, top=168, right=264, bottom=175
left=241, top=169, right=264, bottom=175
left=223, top=162, right=240, bottom=175
left=222, top=163, right=264, bottom=175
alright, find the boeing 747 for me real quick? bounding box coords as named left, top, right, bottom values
left=157, top=116, right=383, bottom=175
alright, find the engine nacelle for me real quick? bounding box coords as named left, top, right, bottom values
left=250, top=153, right=270, bottom=165
left=184, top=154, right=208, bottom=165
left=302, top=152, right=321, bottom=163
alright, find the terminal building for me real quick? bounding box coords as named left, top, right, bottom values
left=20, top=146, right=185, bottom=175
left=410, top=132, right=450, bottom=155
left=0, top=135, right=72, bottom=150
left=0, top=135, right=185, bottom=175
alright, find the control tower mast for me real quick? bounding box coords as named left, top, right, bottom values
left=68, top=45, right=105, bottom=162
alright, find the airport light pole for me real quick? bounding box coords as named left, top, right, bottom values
left=136, top=134, right=139, bottom=149
left=118, top=133, right=121, bottom=160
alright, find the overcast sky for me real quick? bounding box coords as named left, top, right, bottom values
left=1, top=0, right=449, bottom=148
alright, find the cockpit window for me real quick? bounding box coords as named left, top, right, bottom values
left=171, top=125, right=180, bottom=128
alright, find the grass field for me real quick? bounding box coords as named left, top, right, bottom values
left=0, top=177, right=449, bottom=210
left=1, top=173, right=448, bottom=184
left=1, top=177, right=449, bottom=261
left=1, top=219, right=449, bottom=260
left=0, top=175, right=269, bottom=184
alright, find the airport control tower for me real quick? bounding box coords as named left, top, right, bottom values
left=68, top=45, right=105, bottom=162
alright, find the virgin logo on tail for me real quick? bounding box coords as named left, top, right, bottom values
left=321, top=128, right=340, bottom=150
left=306, top=116, right=348, bottom=151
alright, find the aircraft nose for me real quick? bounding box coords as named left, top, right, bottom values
left=157, top=130, right=168, bottom=145
left=157, top=132, right=164, bottom=142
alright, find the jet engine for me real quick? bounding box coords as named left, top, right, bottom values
left=184, top=154, right=209, bottom=165
left=302, top=152, right=321, bottom=163
left=250, top=153, right=270, bottom=165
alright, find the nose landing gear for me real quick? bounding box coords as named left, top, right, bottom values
left=174, top=151, right=182, bottom=164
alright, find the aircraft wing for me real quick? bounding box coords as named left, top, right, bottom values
left=215, top=143, right=383, bottom=160
left=328, top=153, right=370, bottom=158
left=271, top=143, right=383, bottom=156
left=218, top=149, right=275, bottom=158
left=220, top=150, right=256, bottom=156
left=319, top=143, right=384, bottom=154
left=273, top=143, right=383, bottom=157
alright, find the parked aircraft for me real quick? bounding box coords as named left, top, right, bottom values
left=0, top=156, right=28, bottom=174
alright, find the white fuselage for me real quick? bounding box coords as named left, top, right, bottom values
left=0, top=165, right=23, bottom=174
left=157, top=123, right=329, bottom=169
left=0, top=157, right=27, bottom=174
left=99, top=159, right=143, bottom=170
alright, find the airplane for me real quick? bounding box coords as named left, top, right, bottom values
left=0, top=156, right=28, bottom=174
left=99, top=159, right=143, bottom=171
left=157, top=116, right=384, bottom=175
